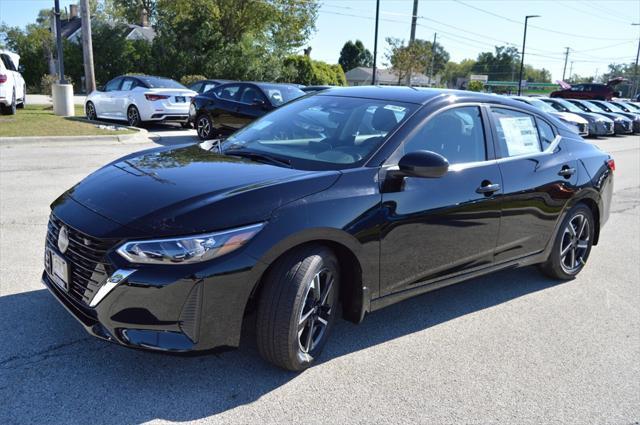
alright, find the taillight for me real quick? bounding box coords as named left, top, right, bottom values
left=0, top=74, right=7, bottom=84
left=606, top=159, right=615, bottom=171
left=145, top=94, right=169, bottom=101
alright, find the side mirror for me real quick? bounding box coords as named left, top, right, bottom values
left=253, top=99, right=268, bottom=108
left=18, top=65, right=25, bottom=73
left=396, top=150, right=449, bottom=178
left=96, top=85, right=105, bottom=92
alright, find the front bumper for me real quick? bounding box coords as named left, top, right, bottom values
left=42, top=214, right=266, bottom=353
left=614, top=121, right=633, bottom=134
left=589, top=121, right=614, bottom=136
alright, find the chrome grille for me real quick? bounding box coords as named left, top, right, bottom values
left=46, top=215, right=116, bottom=305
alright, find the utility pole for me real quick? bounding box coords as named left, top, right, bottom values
left=80, top=0, right=96, bottom=93
left=428, top=33, right=437, bottom=86
left=632, top=23, right=639, bottom=98
left=53, top=0, right=66, bottom=84
left=518, top=15, right=540, bottom=96
left=371, top=0, right=380, bottom=85
left=562, top=47, right=570, bottom=81
left=568, top=61, right=574, bottom=82
left=405, top=0, right=419, bottom=85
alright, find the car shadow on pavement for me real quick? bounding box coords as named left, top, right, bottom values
left=0, top=266, right=562, bottom=424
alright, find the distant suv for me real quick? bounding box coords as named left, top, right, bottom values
left=550, top=78, right=625, bottom=101
left=0, top=50, right=26, bottom=115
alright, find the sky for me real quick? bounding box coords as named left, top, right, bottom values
left=1, top=0, right=639, bottom=81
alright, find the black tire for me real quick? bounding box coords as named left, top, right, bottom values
left=86, top=101, right=97, bottom=120
left=538, top=204, right=595, bottom=280
left=196, top=114, right=213, bottom=140
left=16, top=86, right=25, bottom=109
left=2, top=90, right=17, bottom=115
left=127, top=105, right=142, bottom=127
left=256, top=245, right=340, bottom=371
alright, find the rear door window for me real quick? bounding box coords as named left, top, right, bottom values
left=215, top=84, right=241, bottom=101
left=105, top=78, right=123, bottom=92
left=490, top=108, right=542, bottom=157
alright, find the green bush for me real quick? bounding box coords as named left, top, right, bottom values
left=40, top=74, right=74, bottom=96
left=281, top=56, right=346, bottom=86
left=467, top=80, right=484, bottom=92
left=180, top=75, right=207, bottom=86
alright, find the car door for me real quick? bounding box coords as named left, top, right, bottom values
left=113, top=77, right=136, bottom=118
left=488, top=106, right=579, bottom=263
left=98, top=77, right=123, bottom=117
left=211, top=83, right=243, bottom=131
left=379, top=105, right=503, bottom=296
left=236, top=84, right=270, bottom=127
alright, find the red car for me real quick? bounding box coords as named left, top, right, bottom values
left=550, top=77, right=626, bottom=101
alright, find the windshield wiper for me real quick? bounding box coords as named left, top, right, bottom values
left=225, top=149, right=292, bottom=168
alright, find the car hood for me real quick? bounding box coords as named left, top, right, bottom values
left=554, top=112, right=588, bottom=124
left=59, top=144, right=340, bottom=236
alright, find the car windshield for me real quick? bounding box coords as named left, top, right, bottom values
left=586, top=101, right=610, bottom=112
left=222, top=95, right=417, bottom=170
left=624, top=102, right=640, bottom=111
left=549, top=98, right=583, bottom=113
left=603, top=102, right=626, bottom=112
left=526, top=98, right=556, bottom=113
left=138, top=76, right=187, bottom=89
left=259, top=84, right=305, bottom=106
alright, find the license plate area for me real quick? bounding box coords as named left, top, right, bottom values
left=175, top=96, right=186, bottom=103
left=46, top=248, right=69, bottom=291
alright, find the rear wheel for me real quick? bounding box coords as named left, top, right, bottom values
left=16, top=86, right=25, bottom=109
left=256, top=245, right=340, bottom=371
left=127, top=105, right=141, bottom=127
left=538, top=204, right=594, bottom=280
left=196, top=114, right=213, bottom=140
left=85, top=101, right=97, bottom=120
left=1, top=90, right=17, bottom=115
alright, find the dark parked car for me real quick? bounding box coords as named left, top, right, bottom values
left=550, top=78, right=626, bottom=101
left=187, top=79, right=233, bottom=94
left=190, top=82, right=305, bottom=140
left=511, top=96, right=589, bottom=136
left=541, top=98, right=615, bottom=137
left=566, top=99, right=634, bottom=134
left=583, top=100, right=640, bottom=133
left=43, top=87, right=613, bottom=371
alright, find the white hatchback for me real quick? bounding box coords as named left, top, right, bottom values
left=85, top=75, right=196, bottom=127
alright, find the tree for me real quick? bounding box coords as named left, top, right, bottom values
left=109, top=0, right=157, bottom=25
left=442, top=59, right=476, bottom=88
left=0, top=22, right=53, bottom=91
left=467, top=80, right=484, bottom=92
left=282, top=55, right=346, bottom=85
left=385, top=37, right=450, bottom=84
left=338, top=40, right=372, bottom=72
left=472, top=45, right=520, bottom=81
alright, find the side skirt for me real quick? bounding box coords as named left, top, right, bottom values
left=369, top=251, right=548, bottom=312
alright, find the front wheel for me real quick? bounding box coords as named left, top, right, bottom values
left=256, top=245, right=340, bottom=371
left=538, top=204, right=594, bottom=280
left=196, top=114, right=213, bottom=140
left=127, top=105, right=142, bottom=127
left=86, top=101, right=97, bottom=120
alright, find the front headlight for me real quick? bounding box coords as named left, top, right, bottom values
left=117, top=223, right=264, bottom=265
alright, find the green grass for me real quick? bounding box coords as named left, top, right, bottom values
left=0, top=105, right=136, bottom=137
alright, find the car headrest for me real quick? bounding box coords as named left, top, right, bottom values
left=371, top=107, right=398, bottom=132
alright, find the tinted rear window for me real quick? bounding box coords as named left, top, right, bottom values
left=137, top=76, right=186, bottom=89
left=258, top=84, right=305, bottom=106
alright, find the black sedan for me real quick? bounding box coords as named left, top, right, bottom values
left=189, top=81, right=305, bottom=140
left=43, top=87, right=613, bottom=371
left=187, top=79, right=233, bottom=94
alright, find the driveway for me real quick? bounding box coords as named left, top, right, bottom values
left=0, top=135, right=638, bottom=424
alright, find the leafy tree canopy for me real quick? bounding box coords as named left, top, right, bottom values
left=338, top=40, right=372, bottom=72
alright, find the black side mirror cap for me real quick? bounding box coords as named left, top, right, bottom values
left=396, top=150, right=449, bottom=178
left=96, top=85, right=105, bottom=92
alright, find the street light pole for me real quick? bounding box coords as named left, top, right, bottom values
left=372, top=0, right=380, bottom=85
left=517, top=14, right=540, bottom=96
left=53, top=0, right=66, bottom=84
left=632, top=23, right=639, bottom=98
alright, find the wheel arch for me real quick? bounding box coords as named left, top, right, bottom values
left=245, top=231, right=369, bottom=325
left=567, top=189, right=601, bottom=245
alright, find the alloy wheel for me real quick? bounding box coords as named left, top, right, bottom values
left=127, top=107, right=140, bottom=126
left=86, top=103, right=96, bottom=120
left=197, top=116, right=211, bottom=139
left=297, top=269, right=335, bottom=354
left=559, top=213, right=590, bottom=274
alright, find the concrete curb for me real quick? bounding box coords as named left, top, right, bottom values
left=0, top=126, right=158, bottom=146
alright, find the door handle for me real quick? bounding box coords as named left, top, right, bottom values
left=558, top=167, right=576, bottom=178
left=476, top=182, right=501, bottom=194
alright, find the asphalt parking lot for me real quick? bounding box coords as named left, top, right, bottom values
left=0, top=132, right=638, bottom=424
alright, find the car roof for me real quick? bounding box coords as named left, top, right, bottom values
left=315, top=86, right=546, bottom=110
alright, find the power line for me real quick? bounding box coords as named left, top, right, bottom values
left=555, top=1, right=631, bottom=25
left=452, top=0, right=636, bottom=41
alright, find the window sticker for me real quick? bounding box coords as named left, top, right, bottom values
left=498, top=116, right=540, bottom=156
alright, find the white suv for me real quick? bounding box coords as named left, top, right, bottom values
left=0, top=50, right=26, bottom=115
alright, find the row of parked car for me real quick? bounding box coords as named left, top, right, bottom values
left=512, top=96, right=640, bottom=137
left=84, top=73, right=640, bottom=140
